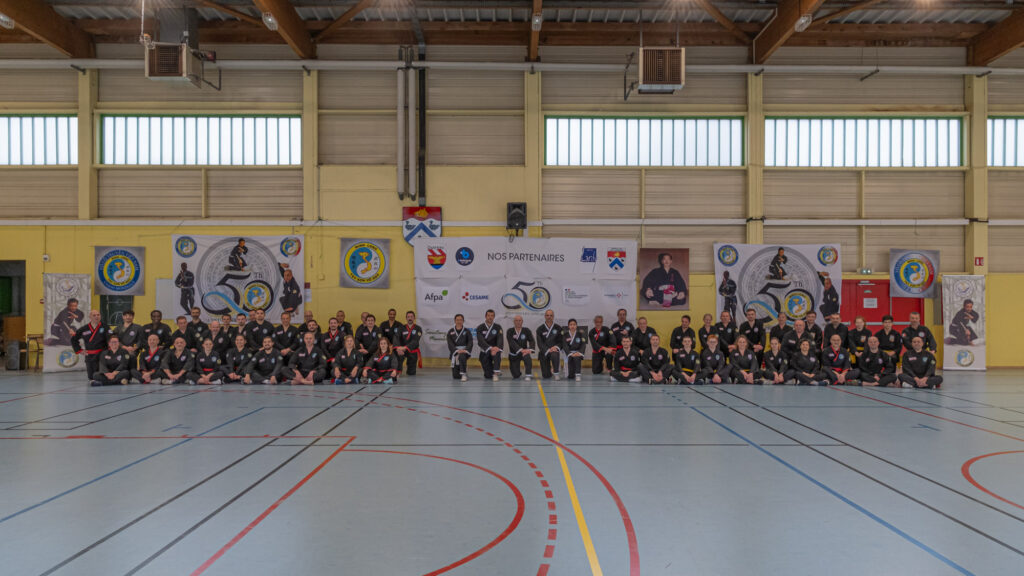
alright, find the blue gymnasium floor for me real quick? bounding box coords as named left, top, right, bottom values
left=0, top=370, right=1023, bottom=576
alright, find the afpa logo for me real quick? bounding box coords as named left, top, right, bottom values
left=423, top=289, right=450, bottom=304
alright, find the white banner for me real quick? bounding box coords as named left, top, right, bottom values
left=942, top=275, right=985, bottom=371
left=43, top=273, right=91, bottom=373
left=172, top=235, right=305, bottom=323
left=413, top=237, right=638, bottom=358
left=890, top=249, right=940, bottom=299
left=713, top=243, right=842, bottom=328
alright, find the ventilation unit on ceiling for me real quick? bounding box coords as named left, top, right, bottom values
left=638, top=47, right=685, bottom=94
left=145, top=42, right=201, bottom=87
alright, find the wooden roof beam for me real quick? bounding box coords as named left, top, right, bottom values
left=752, top=0, right=826, bottom=64
left=313, top=0, right=376, bottom=43
left=0, top=0, right=94, bottom=58
left=694, top=0, right=751, bottom=45
left=191, top=0, right=261, bottom=27
left=252, top=0, right=316, bottom=59
left=969, top=8, right=1024, bottom=66
left=528, top=0, right=542, bottom=61
left=809, top=0, right=885, bottom=29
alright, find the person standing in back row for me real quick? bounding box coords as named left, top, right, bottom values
left=394, top=311, right=423, bottom=376
left=589, top=315, right=616, bottom=375
left=72, top=309, right=108, bottom=381
left=901, top=311, right=937, bottom=353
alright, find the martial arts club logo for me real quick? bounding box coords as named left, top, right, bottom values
left=97, top=249, right=142, bottom=293
left=455, top=247, right=475, bottom=266
left=737, top=246, right=822, bottom=324
left=427, top=247, right=447, bottom=270
left=893, top=252, right=936, bottom=296
left=817, top=246, right=839, bottom=266
left=57, top=278, right=79, bottom=297
left=196, top=238, right=280, bottom=316
left=502, top=281, right=551, bottom=311
left=279, top=237, right=302, bottom=258
left=343, top=241, right=387, bottom=286
left=58, top=348, right=79, bottom=368
left=607, top=249, right=626, bottom=271
left=954, top=279, right=975, bottom=300
left=956, top=349, right=975, bottom=367
left=717, top=245, right=739, bottom=267
left=402, top=206, right=442, bottom=245
left=175, top=236, right=197, bottom=258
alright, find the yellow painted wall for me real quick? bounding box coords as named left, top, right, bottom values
left=986, top=274, right=1023, bottom=367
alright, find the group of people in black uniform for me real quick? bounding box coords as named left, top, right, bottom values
left=69, top=303, right=943, bottom=390
left=71, top=307, right=423, bottom=387
left=445, top=307, right=942, bottom=389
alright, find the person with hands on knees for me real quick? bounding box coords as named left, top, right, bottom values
left=899, top=336, right=943, bottom=389
left=640, top=333, right=677, bottom=385
left=674, top=335, right=702, bottom=385
left=760, top=336, right=791, bottom=385
left=244, top=336, right=282, bottom=385
left=730, top=335, right=760, bottom=384
left=700, top=334, right=731, bottom=385
left=611, top=336, right=642, bottom=383
left=506, top=315, right=536, bottom=381
left=562, top=318, right=587, bottom=381
left=333, top=335, right=363, bottom=385
left=447, top=314, right=473, bottom=382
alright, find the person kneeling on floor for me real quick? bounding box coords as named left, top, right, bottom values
left=93, top=335, right=132, bottom=386
left=899, top=336, right=943, bottom=389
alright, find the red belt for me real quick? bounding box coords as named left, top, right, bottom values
left=85, top=350, right=102, bottom=355
left=407, top=348, right=422, bottom=368
left=203, top=368, right=215, bottom=372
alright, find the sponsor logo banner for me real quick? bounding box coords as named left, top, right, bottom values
left=95, top=246, right=145, bottom=296
left=942, top=275, right=985, bottom=371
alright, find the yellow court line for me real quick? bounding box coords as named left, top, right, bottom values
left=536, top=382, right=603, bottom=576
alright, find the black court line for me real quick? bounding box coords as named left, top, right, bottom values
left=64, top=391, right=210, bottom=430
left=4, top=390, right=162, bottom=429
left=714, top=387, right=1024, bottom=525
left=866, top=388, right=1024, bottom=431
left=38, top=386, right=368, bottom=576
left=683, top=387, right=1024, bottom=558
left=121, top=386, right=391, bottom=576
left=919, top=388, right=1024, bottom=418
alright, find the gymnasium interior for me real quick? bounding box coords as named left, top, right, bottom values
left=1, top=0, right=1024, bottom=574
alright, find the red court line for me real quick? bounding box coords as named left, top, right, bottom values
left=0, top=384, right=82, bottom=404
left=831, top=387, right=1024, bottom=443
left=961, top=451, right=1024, bottom=511
left=190, top=436, right=356, bottom=576
left=195, top=445, right=526, bottom=576
left=0, top=434, right=356, bottom=440
left=357, top=391, right=641, bottom=576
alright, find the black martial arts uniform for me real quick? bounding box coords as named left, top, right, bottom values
left=208, top=330, right=233, bottom=357
left=719, top=278, right=737, bottom=319
left=819, top=278, right=840, bottom=318
left=48, top=306, right=84, bottom=345
left=175, top=269, right=195, bottom=313
left=246, top=349, right=283, bottom=384
left=847, top=327, right=872, bottom=365
left=899, top=350, right=943, bottom=389
left=160, top=349, right=195, bottom=385
left=640, top=347, right=677, bottom=384
left=760, top=349, right=791, bottom=384
left=669, top=326, right=697, bottom=360
left=589, top=325, right=616, bottom=374
left=447, top=327, right=473, bottom=379
left=285, top=346, right=327, bottom=383
left=186, top=320, right=210, bottom=348
left=354, top=325, right=382, bottom=366
left=790, top=351, right=826, bottom=386
left=823, top=346, right=859, bottom=385
left=536, top=322, right=563, bottom=379
left=769, top=323, right=792, bottom=348
left=245, top=321, right=275, bottom=351
left=332, top=349, right=363, bottom=384
left=631, top=327, right=657, bottom=354
left=823, top=323, right=850, bottom=352
left=114, top=322, right=144, bottom=352
left=611, top=348, right=642, bottom=382
left=142, top=322, right=172, bottom=349
left=72, top=322, right=109, bottom=380
left=781, top=330, right=809, bottom=357
left=769, top=253, right=787, bottom=280
left=875, top=328, right=903, bottom=362
left=700, top=346, right=731, bottom=384
left=132, top=346, right=165, bottom=383
left=476, top=322, right=504, bottom=379
left=222, top=347, right=253, bottom=383
left=698, top=325, right=717, bottom=351
left=641, top=266, right=688, bottom=307
left=949, top=308, right=980, bottom=345
left=380, top=320, right=402, bottom=345
left=93, top=348, right=132, bottom=386
left=562, top=329, right=587, bottom=379
left=859, top=350, right=898, bottom=387
left=366, top=352, right=398, bottom=383
left=674, top=348, right=702, bottom=384
left=170, top=329, right=197, bottom=351
left=278, top=263, right=302, bottom=313
left=506, top=327, right=536, bottom=379
left=273, top=324, right=301, bottom=354
left=394, top=324, right=423, bottom=376
left=194, top=350, right=223, bottom=384
left=730, top=349, right=760, bottom=384
left=738, top=320, right=766, bottom=351
left=715, top=321, right=738, bottom=350
left=609, top=320, right=635, bottom=349
left=321, top=328, right=345, bottom=363
left=807, top=324, right=824, bottom=354
left=901, top=325, right=937, bottom=353
left=229, top=242, right=248, bottom=270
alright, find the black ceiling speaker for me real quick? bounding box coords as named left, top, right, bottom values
left=507, top=202, right=527, bottom=230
